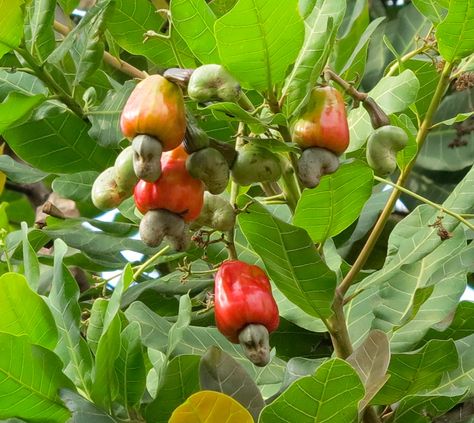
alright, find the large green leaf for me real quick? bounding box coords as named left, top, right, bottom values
left=293, top=161, right=373, bottom=243
left=48, top=239, right=93, bottom=396
left=436, top=0, right=474, bottom=62
left=215, top=0, right=304, bottom=91
left=259, top=358, right=364, bottom=423
left=347, top=70, right=420, bottom=152
left=114, top=321, right=146, bottom=408
left=435, top=334, right=474, bottom=394
left=372, top=340, right=458, bottom=404
left=200, top=347, right=265, bottom=422
left=281, top=0, right=345, bottom=117
left=0, top=0, right=23, bottom=59
left=0, top=155, right=48, bottom=184
left=52, top=171, right=98, bottom=203
left=145, top=355, right=201, bottom=423
left=3, top=103, right=115, bottom=173
left=105, top=0, right=177, bottom=66
left=0, top=333, right=73, bottom=423
left=412, top=0, right=447, bottom=24
left=86, top=298, right=108, bottom=355
left=237, top=195, right=336, bottom=319
left=125, top=302, right=286, bottom=386
left=24, top=0, right=56, bottom=62
left=0, top=92, right=45, bottom=134
left=393, top=389, right=467, bottom=423
left=0, top=70, right=47, bottom=99
left=0, top=272, right=57, bottom=349
left=60, top=390, right=117, bottom=423
left=21, top=221, right=40, bottom=291
left=88, top=80, right=135, bottom=148
left=170, top=0, right=220, bottom=63
left=420, top=301, right=474, bottom=344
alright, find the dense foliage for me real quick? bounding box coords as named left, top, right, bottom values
left=0, top=0, right=473, bottom=422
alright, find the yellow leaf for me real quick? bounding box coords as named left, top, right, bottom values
left=169, top=390, right=254, bottom=423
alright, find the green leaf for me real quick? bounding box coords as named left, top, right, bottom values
left=25, top=0, right=56, bottom=62
left=347, top=330, right=390, bottom=411
left=105, top=0, right=177, bottom=67
left=48, top=239, right=93, bottom=395
left=393, top=114, right=418, bottom=171
left=87, top=298, right=108, bottom=355
left=348, top=70, right=420, bottom=152
left=393, top=389, right=467, bottom=423
left=237, top=195, right=337, bottom=319
left=52, top=171, right=99, bottom=203
left=372, top=339, right=459, bottom=404
left=0, top=155, right=48, bottom=183
left=0, top=333, right=73, bottom=423
left=167, top=294, right=192, bottom=357
left=281, top=0, right=345, bottom=117
left=57, top=0, right=79, bottom=15
left=91, top=314, right=121, bottom=410
left=125, top=302, right=286, bottom=386
left=21, top=221, right=40, bottom=291
left=145, top=355, right=201, bottom=423
left=215, top=0, right=304, bottom=91
left=0, top=92, right=45, bottom=134
left=293, top=161, right=373, bottom=243
left=412, top=0, right=447, bottom=24
left=432, top=111, right=474, bottom=128
left=3, top=103, right=115, bottom=173
left=0, top=0, right=23, bottom=60
left=420, top=301, right=474, bottom=344
left=0, top=272, right=57, bottom=349
left=114, top=321, right=146, bottom=408
left=88, top=80, right=135, bottom=148
left=199, top=347, right=265, bottom=422
left=170, top=0, right=220, bottom=63
left=435, top=334, right=474, bottom=394
left=0, top=70, right=47, bottom=99
left=436, top=0, right=474, bottom=62
left=60, top=389, right=117, bottom=423
left=259, top=358, right=364, bottom=423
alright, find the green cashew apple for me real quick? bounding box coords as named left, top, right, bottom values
left=186, top=148, right=230, bottom=194
left=132, top=134, right=163, bottom=182
left=366, top=125, right=409, bottom=176
left=114, top=146, right=138, bottom=194
left=91, top=167, right=127, bottom=210
left=297, top=147, right=340, bottom=189
left=188, top=64, right=241, bottom=103
left=231, top=144, right=282, bottom=186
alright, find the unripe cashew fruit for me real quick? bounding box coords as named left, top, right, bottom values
left=231, top=144, right=282, bottom=186
left=292, top=86, right=350, bottom=155
left=120, top=74, right=186, bottom=151
left=91, top=167, right=127, bottom=210
left=139, top=209, right=190, bottom=251
left=132, top=134, right=163, bottom=182
left=186, top=148, right=230, bottom=194
left=188, top=64, right=241, bottom=103
left=297, top=147, right=340, bottom=189
left=192, top=192, right=235, bottom=232
left=114, top=146, right=138, bottom=194
left=366, top=125, right=409, bottom=176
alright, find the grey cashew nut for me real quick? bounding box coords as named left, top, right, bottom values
left=238, top=324, right=271, bottom=367
left=186, top=148, right=230, bottom=195
left=132, top=134, right=163, bottom=182
left=139, top=209, right=190, bottom=251
left=297, top=147, right=340, bottom=188
left=366, top=126, right=409, bottom=176
left=192, top=192, right=235, bottom=232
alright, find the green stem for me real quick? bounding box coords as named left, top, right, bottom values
left=385, top=44, right=429, bottom=77
left=337, top=60, right=455, bottom=298
left=374, top=176, right=474, bottom=231
left=132, top=245, right=171, bottom=280
left=15, top=47, right=84, bottom=118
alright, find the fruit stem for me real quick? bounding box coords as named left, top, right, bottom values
left=132, top=245, right=171, bottom=280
